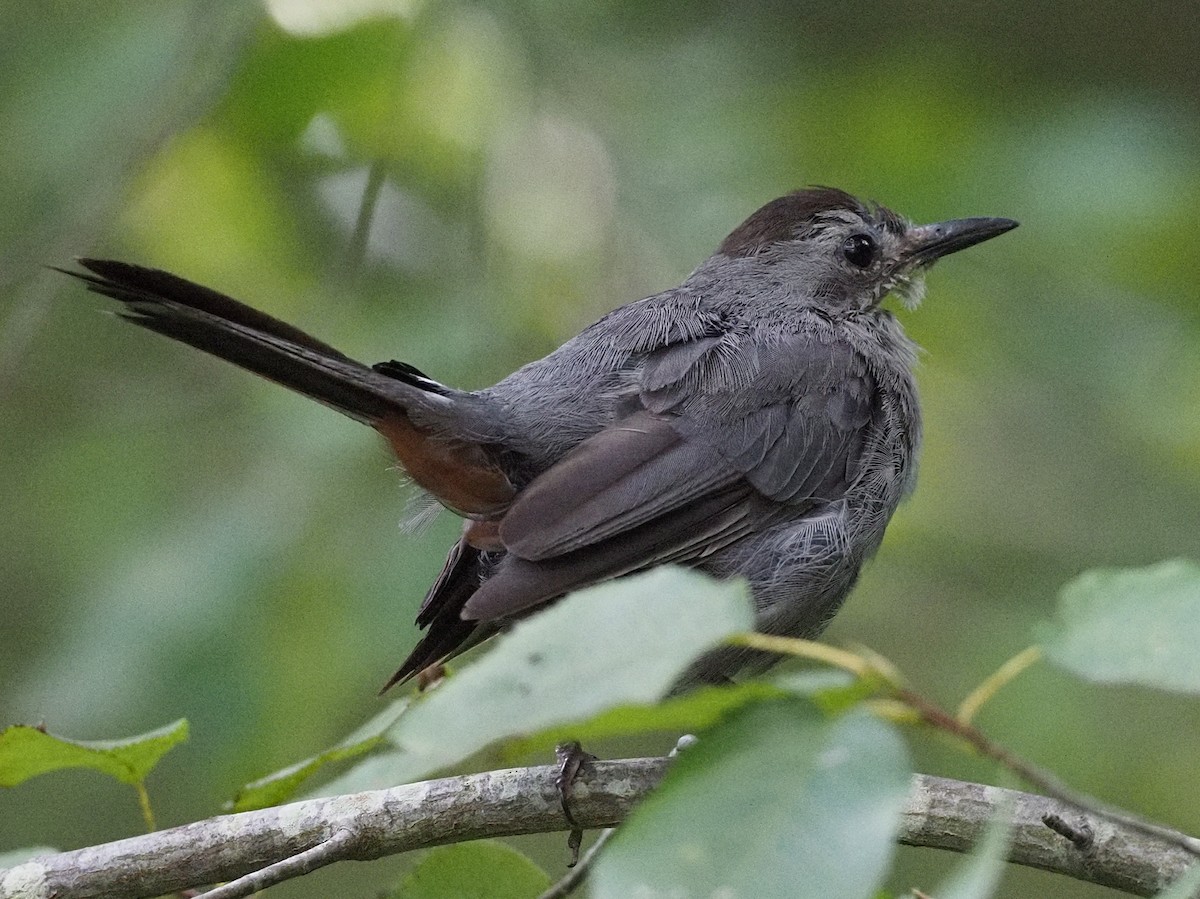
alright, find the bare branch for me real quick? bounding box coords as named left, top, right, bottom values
left=0, top=759, right=665, bottom=899
left=200, top=829, right=358, bottom=899
left=0, top=764, right=1193, bottom=899
left=901, top=775, right=1193, bottom=896
left=898, top=688, right=1200, bottom=861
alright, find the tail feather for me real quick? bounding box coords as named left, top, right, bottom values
left=63, top=259, right=516, bottom=514
left=66, top=259, right=405, bottom=424
left=73, top=259, right=352, bottom=360
left=380, top=537, right=497, bottom=692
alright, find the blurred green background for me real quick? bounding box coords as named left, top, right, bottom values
left=2, top=1, right=1198, bottom=895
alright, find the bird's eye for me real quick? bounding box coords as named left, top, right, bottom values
left=841, top=233, right=876, bottom=268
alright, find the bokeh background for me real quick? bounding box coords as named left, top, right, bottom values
left=2, top=1, right=1198, bottom=895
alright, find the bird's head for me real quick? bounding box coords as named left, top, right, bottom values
left=712, top=187, right=1017, bottom=311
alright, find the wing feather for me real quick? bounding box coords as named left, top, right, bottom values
left=404, top=326, right=882, bottom=663
left=499, top=411, right=739, bottom=560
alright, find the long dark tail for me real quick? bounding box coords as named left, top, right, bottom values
left=62, top=259, right=515, bottom=515
left=63, top=259, right=428, bottom=424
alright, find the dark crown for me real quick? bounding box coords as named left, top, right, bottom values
left=718, top=187, right=906, bottom=257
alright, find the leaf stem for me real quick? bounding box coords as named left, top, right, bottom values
left=956, top=645, right=1043, bottom=725
left=134, top=781, right=157, bottom=832
left=730, top=632, right=888, bottom=683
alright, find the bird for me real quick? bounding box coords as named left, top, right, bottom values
left=60, top=187, right=1017, bottom=691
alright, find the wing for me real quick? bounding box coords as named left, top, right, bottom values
left=384, top=412, right=766, bottom=688
left=638, top=326, right=877, bottom=500
left=461, top=327, right=878, bottom=620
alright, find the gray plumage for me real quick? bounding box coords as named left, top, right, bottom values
left=61, top=187, right=1016, bottom=689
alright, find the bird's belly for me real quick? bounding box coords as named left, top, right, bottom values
left=701, top=498, right=892, bottom=640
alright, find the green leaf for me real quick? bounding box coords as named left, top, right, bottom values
left=230, top=696, right=410, bottom=812
left=1039, top=560, right=1200, bottom=692
left=774, top=667, right=875, bottom=714
left=321, top=684, right=780, bottom=799
left=498, top=667, right=861, bottom=765
left=500, top=681, right=782, bottom=763
left=314, top=568, right=752, bottom=795
left=368, top=568, right=753, bottom=784
left=592, top=700, right=911, bottom=899
left=0, top=719, right=188, bottom=788
left=932, top=797, right=1015, bottom=899
left=389, top=841, right=552, bottom=899
left=771, top=668, right=858, bottom=696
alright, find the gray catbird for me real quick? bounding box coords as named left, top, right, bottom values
left=62, top=187, right=1016, bottom=689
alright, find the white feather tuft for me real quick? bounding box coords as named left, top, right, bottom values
left=893, top=270, right=927, bottom=310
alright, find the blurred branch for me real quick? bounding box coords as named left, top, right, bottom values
left=0, top=764, right=1193, bottom=899
left=344, top=159, right=386, bottom=274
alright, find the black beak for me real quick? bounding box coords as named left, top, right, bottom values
left=904, top=216, right=1018, bottom=264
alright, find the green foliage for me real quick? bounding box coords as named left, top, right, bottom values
left=230, top=697, right=410, bottom=812
left=592, top=701, right=911, bottom=899
left=499, top=681, right=782, bottom=764
left=1040, top=560, right=1200, bottom=693
left=283, top=595, right=864, bottom=801
left=6, top=561, right=1200, bottom=896
left=0, top=719, right=187, bottom=788
left=317, top=567, right=753, bottom=792
left=0, top=719, right=187, bottom=832
left=388, top=841, right=551, bottom=899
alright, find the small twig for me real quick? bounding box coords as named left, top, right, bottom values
left=1043, top=813, right=1095, bottom=851
left=712, top=632, right=1200, bottom=872
left=898, top=687, right=1200, bottom=861
left=846, top=641, right=909, bottom=688
left=957, top=646, right=1043, bottom=725
left=200, top=829, right=357, bottom=898
left=538, top=827, right=618, bottom=899
left=729, top=632, right=887, bottom=681
left=733, top=632, right=1200, bottom=870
